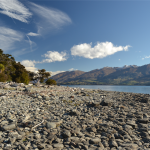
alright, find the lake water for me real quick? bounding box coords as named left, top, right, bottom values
left=61, top=85, right=150, bottom=94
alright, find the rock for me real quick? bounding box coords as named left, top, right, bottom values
left=46, top=122, right=56, bottom=129
left=0, top=121, right=9, bottom=125
left=34, top=133, right=41, bottom=139
left=69, top=109, right=80, bottom=116
left=120, top=143, right=139, bottom=149
left=53, top=143, right=64, bottom=148
left=62, top=130, right=71, bottom=138
left=100, top=99, right=113, bottom=107
left=123, top=124, right=133, bottom=130
left=141, top=97, right=150, bottom=103
left=2, top=123, right=16, bottom=131
left=109, top=140, right=118, bottom=148
left=89, top=137, right=101, bottom=144
left=24, top=86, right=32, bottom=92
left=138, top=118, right=149, bottom=124
left=70, top=137, right=80, bottom=144
left=69, top=96, right=74, bottom=98
left=22, top=114, right=31, bottom=123
left=126, top=120, right=137, bottom=128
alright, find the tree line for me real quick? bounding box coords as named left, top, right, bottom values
left=0, top=49, right=56, bottom=85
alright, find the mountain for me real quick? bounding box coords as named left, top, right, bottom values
left=51, top=64, right=150, bottom=85
left=51, top=70, right=85, bottom=83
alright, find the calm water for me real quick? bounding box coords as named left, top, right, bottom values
left=62, top=85, right=150, bottom=94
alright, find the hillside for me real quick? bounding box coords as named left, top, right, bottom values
left=51, top=64, right=150, bottom=85
left=51, top=70, right=85, bottom=83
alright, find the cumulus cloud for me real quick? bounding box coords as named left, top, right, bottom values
left=71, top=42, right=131, bottom=59
left=42, top=51, right=67, bottom=63
left=0, top=0, right=32, bottom=23
left=69, top=68, right=77, bottom=71
left=20, top=50, right=68, bottom=72
left=29, top=2, right=72, bottom=34
left=0, top=26, right=23, bottom=51
left=21, top=60, right=37, bottom=72
left=27, top=32, right=40, bottom=36
left=21, top=60, right=35, bottom=67
left=142, top=55, right=150, bottom=60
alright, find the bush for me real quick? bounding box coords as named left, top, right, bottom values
left=46, top=79, right=57, bottom=85
left=0, top=73, right=7, bottom=82
left=0, top=64, right=5, bottom=73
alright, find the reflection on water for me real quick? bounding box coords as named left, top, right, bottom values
left=62, top=85, right=150, bottom=94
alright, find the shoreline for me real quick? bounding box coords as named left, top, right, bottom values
left=0, top=83, right=150, bottom=149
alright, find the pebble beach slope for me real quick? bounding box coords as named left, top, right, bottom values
left=0, top=82, right=150, bottom=150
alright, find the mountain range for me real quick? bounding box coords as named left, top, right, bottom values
left=51, top=64, right=150, bottom=85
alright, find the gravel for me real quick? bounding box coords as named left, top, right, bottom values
left=0, top=82, right=150, bottom=149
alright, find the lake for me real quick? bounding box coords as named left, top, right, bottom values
left=61, top=85, right=150, bottom=94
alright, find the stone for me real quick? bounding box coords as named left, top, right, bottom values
left=3, top=123, right=16, bottom=131
left=46, top=122, right=56, bottom=129
left=69, top=109, right=80, bottom=116
left=120, top=143, right=139, bottom=149
left=123, top=124, right=133, bottom=130
left=89, top=137, right=101, bottom=144
left=109, top=140, right=118, bottom=148
left=126, top=120, right=137, bottom=128
left=138, top=118, right=149, bottom=124
left=24, top=86, right=32, bottom=92
left=35, top=133, right=41, bottom=139
left=62, top=130, right=71, bottom=138
left=0, top=121, right=9, bottom=125
left=53, top=143, right=64, bottom=148
left=100, top=99, right=113, bottom=107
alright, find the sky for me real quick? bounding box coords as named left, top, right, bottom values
left=0, top=0, right=150, bottom=76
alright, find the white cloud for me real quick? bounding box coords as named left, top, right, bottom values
left=119, top=59, right=121, bottom=61
left=71, top=42, right=131, bottom=59
left=0, top=26, right=37, bottom=55
left=0, top=26, right=23, bottom=51
left=69, top=68, right=77, bottom=71
left=29, top=2, right=72, bottom=34
left=25, top=66, right=37, bottom=72
left=21, top=60, right=37, bottom=72
left=0, top=0, right=32, bottom=23
left=27, top=32, right=40, bottom=36
left=42, top=51, right=67, bottom=63
left=20, top=51, right=68, bottom=72
left=21, top=60, right=35, bottom=67
left=142, top=55, right=150, bottom=60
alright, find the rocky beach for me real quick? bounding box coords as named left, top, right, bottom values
left=0, top=82, right=150, bottom=150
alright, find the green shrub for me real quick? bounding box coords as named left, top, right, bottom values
left=0, top=73, right=7, bottom=82
left=0, top=64, right=5, bottom=73
left=46, top=79, right=57, bottom=85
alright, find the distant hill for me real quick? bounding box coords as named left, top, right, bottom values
left=51, top=70, right=85, bottom=83
left=51, top=64, right=150, bottom=85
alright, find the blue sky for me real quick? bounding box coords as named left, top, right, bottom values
left=0, top=0, right=150, bottom=75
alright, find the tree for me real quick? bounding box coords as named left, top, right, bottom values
left=12, top=62, right=30, bottom=84
left=0, top=49, right=31, bottom=84
left=0, top=64, right=5, bottom=73
left=37, top=69, right=51, bottom=83
left=28, top=71, right=37, bottom=81
left=46, top=78, right=57, bottom=85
